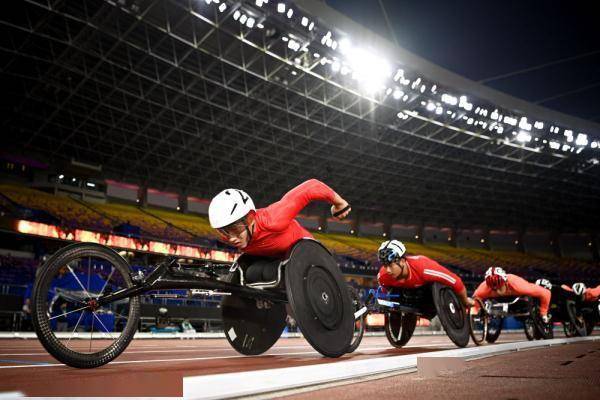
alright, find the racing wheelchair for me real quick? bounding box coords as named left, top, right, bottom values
left=468, top=296, right=553, bottom=345
left=366, top=283, right=470, bottom=348
left=31, top=239, right=365, bottom=368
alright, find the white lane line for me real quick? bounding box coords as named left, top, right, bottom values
left=0, top=343, right=453, bottom=357
left=0, top=345, right=454, bottom=369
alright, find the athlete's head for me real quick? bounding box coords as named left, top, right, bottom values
left=485, top=267, right=508, bottom=290
left=209, top=189, right=256, bottom=248
left=378, top=240, right=407, bottom=279
left=535, top=278, right=552, bottom=290
left=572, top=282, right=586, bottom=296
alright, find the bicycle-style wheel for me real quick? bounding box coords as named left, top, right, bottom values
left=468, top=298, right=487, bottom=345
left=32, top=243, right=140, bottom=368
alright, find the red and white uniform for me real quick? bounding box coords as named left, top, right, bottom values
left=584, top=285, right=600, bottom=302
left=242, top=179, right=336, bottom=259
left=473, top=274, right=551, bottom=316
left=377, top=255, right=466, bottom=294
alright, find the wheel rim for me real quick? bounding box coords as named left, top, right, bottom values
left=387, top=312, right=404, bottom=342
left=440, top=288, right=464, bottom=329
left=305, top=267, right=343, bottom=330
left=469, top=302, right=487, bottom=343
left=36, top=252, right=136, bottom=358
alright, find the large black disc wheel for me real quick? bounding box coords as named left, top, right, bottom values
left=32, top=243, right=140, bottom=368
left=564, top=300, right=587, bottom=337
left=468, top=298, right=487, bottom=346
left=485, top=317, right=503, bottom=343
left=523, top=318, right=536, bottom=341
left=384, top=311, right=417, bottom=348
left=346, top=286, right=366, bottom=353
left=431, top=283, right=469, bottom=348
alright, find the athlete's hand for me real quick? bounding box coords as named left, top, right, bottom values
left=331, top=199, right=351, bottom=220
left=465, top=297, right=475, bottom=308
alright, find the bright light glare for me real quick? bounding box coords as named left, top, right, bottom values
left=549, top=141, right=560, bottom=149
left=441, top=94, right=457, bottom=106
left=286, top=8, right=293, bottom=18
left=233, top=10, right=241, bottom=20
left=393, top=89, right=403, bottom=100
left=426, top=102, right=436, bottom=111
left=239, top=14, right=247, bottom=24
left=301, top=17, right=308, bottom=26
left=218, top=3, right=226, bottom=12
left=331, top=61, right=341, bottom=72
left=516, top=131, right=532, bottom=142
left=345, top=48, right=391, bottom=92
left=575, top=133, right=588, bottom=146
left=277, top=3, right=285, bottom=13
left=246, top=17, right=255, bottom=28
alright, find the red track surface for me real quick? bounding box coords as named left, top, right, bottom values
left=0, top=332, right=566, bottom=396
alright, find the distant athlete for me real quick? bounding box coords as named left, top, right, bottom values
left=562, top=282, right=600, bottom=302
left=208, top=179, right=351, bottom=259
left=474, top=267, right=551, bottom=322
left=376, top=240, right=474, bottom=307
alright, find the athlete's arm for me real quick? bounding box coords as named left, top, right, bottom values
left=510, top=275, right=551, bottom=316
left=261, top=179, right=345, bottom=231
left=585, top=285, right=600, bottom=302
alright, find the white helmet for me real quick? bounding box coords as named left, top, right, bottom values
left=572, top=282, right=586, bottom=296
left=378, top=240, right=406, bottom=264
left=535, top=278, right=552, bottom=290
left=208, top=189, right=256, bottom=229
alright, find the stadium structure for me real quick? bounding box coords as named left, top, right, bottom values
left=0, top=1, right=599, bottom=397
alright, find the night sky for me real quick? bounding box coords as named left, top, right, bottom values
left=326, top=0, right=600, bottom=124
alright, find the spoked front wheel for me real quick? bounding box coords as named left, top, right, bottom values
left=346, top=286, right=366, bottom=353
left=32, top=243, right=140, bottom=368
left=468, top=298, right=487, bottom=345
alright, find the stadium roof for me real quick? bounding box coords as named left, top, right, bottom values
left=2, top=0, right=599, bottom=232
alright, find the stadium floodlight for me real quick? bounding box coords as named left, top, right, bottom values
left=86, top=182, right=96, bottom=188
left=549, top=141, right=560, bottom=149
left=435, top=106, right=443, bottom=115
left=58, top=174, right=64, bottom=179
left=233, top=10, right=241, bottom=20
left=344, top=48, right=392, bottom=92
left=503, top=116, right=517, bottom=126
left=308, top=21, right=315, bottom=30
left=256, top=0, right=265, bottom=7
left=287, top=8, right=293, bottom=18
left=301, top=17, right=309, bottom=26
left=257, top=23, right=264, bottom=28
left=467, top=117, right=474, bottom=125
left=326, top=37, right=333, bottom=47
left=426, top=102, right=436, bottom=111
left=431, top=84, right=437, bottom=93
left=393, top=89, right=403, bottom=100
left=204, top=0, right=211, bottom=4
left=534, top=121, right=544, bottom=129
left=282, top=36, right=289, bottom=41
left=420, top=85, right=426, bottom=93
left=490, top=110, right=499, bottom=121
left=246, top=17, right=255, bottom=28
left=441, top=94, right=457, bottom=106
left=592, top=142, right=598, bottom=149
left=277, top=3, right=285, bottom=13
left=239, top=14, right=248, bottom=24
left=331, top=41, right=338, bottom=50
left=516, top=131, right=532, bottom=142
left=331, top=60, right=341, bottom=72
left=562, top=144, right=571, bottom=151
left=338, top=38, right=351, bottom=54
left=340, top=65, right=349, bottom=75
left=211, top=0, right=220, bottom=3
left=575, top=133, right=588, bottom=146
left=313, top=52, right=320, bottom=58
left=519, top=117, right=531, bottom=131
left=218, top=2, right=226, bottom=12
left=288, top=39, right=300, bottom=51
left=393, top=69, right=404, bottom=81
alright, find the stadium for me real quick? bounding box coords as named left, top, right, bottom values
left=0, top=0, right=599, bottom=398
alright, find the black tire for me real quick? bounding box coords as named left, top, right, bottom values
left=384, top=311, right=417, bottom=348
left=32, top=243, right=140, bottom=368
left=468, top=298, right=487, bottom=346
left=523, top=318, right=536, bottom=341
left=564, top=300, right=587, bottom=337
left=346, top=287, right=365, bottom=353
left=486, top=317, right=503, bottom=343
left=531, top=305, right=553, bottom=340
left=431, top=283, right=469, bottom=347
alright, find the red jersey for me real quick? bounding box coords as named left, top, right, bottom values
left=584, top=285, right=600, bottom=302
left=377, top=255, right=466, bottom=294
left=242, top=179, right=336, bottom=258
left=473, top=274, right=551, bottom=316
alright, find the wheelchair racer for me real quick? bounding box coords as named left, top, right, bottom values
left=208, top=179, right=351, bottom=258
left=561, top=282, right=600, bottom=302
left=376, top=240, right=474, bottom=308
left=473, top=267, right=551, bottom=323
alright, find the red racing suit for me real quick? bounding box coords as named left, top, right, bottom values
left=377, top=255, right=466, bottom=295
left=241, top=179, right=337, bottom=259
left=584, top=285, right=600, bottom=302
left=473, top=274, right=551, bottom=316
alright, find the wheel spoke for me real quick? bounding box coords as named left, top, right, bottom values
left=97, top=266, right=115, bottom=299
left=92, top=312, right=116, bottom=340
left=49, top=305, right=89, bottom=321
left=67, top=311, right=86, bottom=345
left=86, top=256, right=91, bottom=293
left=67, top=265, right=93, bottom=300
left=89, top=311, right=94, bottom=353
